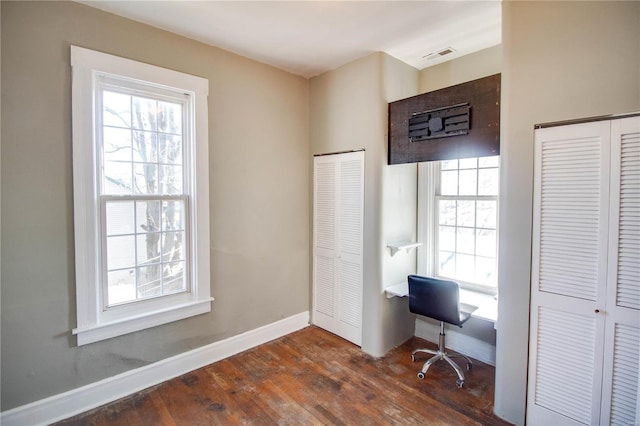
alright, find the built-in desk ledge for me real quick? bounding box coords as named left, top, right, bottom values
left=385, top=279, right=498, bottom=326
left=387, top=241, right=422, bottom=256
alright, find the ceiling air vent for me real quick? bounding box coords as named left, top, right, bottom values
left=423, top=47, right=456, bottom=61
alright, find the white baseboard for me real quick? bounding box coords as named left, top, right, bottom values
left=1, top=311, right=310, bottom=426
left=414, top=318, right=496, bottom=366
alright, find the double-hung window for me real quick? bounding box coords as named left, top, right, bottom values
left=419, top=156, right=499, bottom=294
left=71, top=47, right=212, bottom=345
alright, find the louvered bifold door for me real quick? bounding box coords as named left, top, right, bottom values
left=312, top=151, right=364, bottom=346
left=601, top=116, right=640, bottom=426
left=313, top=156, right=337, bottom=333
left=527, top=122, right=610, bottom=425
left=336, top=151, right=364, bottom=346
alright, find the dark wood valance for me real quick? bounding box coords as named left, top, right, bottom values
left=388, top=74, right=500, bottom=165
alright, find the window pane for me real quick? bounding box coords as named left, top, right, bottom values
left=432, top=156, right=499, bottom=288
left=163, top=261, right=186, bottom=294
left=457, top=200, right=475, bottom=227
left=439, top=226, right=456, bottom=252
left=159, top=134, right=182, bottom=165
left=478, top=155, right=499, bottom=168
left=476, top=256, right=497, bottom=286
left=103, top=127, right=132, bottom=162
left=107, top=235, right=135, bottom=270
left=456, top=228, right=475, bottom=255
left=477, top=201, right=497, bottom=229
left=458, top=169, right=477, bottom=195
left=137, top=234, right=161, bottom=266
left=159, top=165, right=183, bottom=194
left=162, top=232, right=185, bottom=262
left=107, top=269, right=135, bottom=305
left=105, top=198, right=189, bottom=307
left=131, top=97, right=157, bottom=131
left=438, top=200, right=456, bottom=225
left=162, top=200, right=185, bottom=232
left=158, top=101, right=182, bottom=135
left=457, top=253, right=475, bottom=282
left=106, top=202, right=134, bottom=236
left=104, top=161, right=132, bottom=194
left=103, top=91, right=131, bottom=128
left=132, top=131, right=158, bottom=163
left=441, top=159, right=458, bottom=170
left=441, top=170, right=458, bottom=195
left=459, top=157, right=477, bottom=169
left=476, top=229, right=497, bottom=257
left=137, top=266, right=161, bottom=298
left=136, top=201, right=161, bottom=233
left=134, top=163, right=158, bottom=194
left=478, top=168, right=499, bottom=196
left=439, top=251, right=455, bottom=277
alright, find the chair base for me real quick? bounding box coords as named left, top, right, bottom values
left=412, top=322, right=472, bottom=388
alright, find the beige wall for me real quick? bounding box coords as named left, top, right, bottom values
left=496, top=1, right=640, bottom=424
left=1, top=1, right=309, bottom=410
left=310, top=53, right=385, bottom=355
left=419, top=45, right=502, bottom=93
left=380, top=54, right=421, bottom=353
left=309, top=53, right=419, bottom=356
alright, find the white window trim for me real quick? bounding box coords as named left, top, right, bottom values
left=70, top=46, right=212, bottom=345
left=417, top=161, right=499, bottom=296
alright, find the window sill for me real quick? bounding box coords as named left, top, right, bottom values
left=458, top=289, right=497, bottom=324
left=385, top=280, right=497, bottom=325
left=73, top=298, right=214, bottom=346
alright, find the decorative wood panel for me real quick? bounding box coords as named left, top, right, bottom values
left=388, top=74, right=500, bottom=165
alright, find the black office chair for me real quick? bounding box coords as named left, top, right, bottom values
left=408, top=274, right=477, bottom=388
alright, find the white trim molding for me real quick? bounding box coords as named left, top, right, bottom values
left=1, top=312, right=310, bottom=426
left=414, top=317, right=496, bottom=366
left=70, top=45, right=212, bottom=345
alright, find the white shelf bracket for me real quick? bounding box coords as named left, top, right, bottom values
left=387, top=242, right=422, bottom=256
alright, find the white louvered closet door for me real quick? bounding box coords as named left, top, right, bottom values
left=528, top=116, right=640, bottom=426
left=528, top=121, right=611, bottom=426
left=601, top=117, right=640, bottom=426
left=313, top=151, right=364, bottom=346
left=313, top=156, right=337, bottom=336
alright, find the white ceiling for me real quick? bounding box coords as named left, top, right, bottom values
left=78, top=1, right=502, bottom=78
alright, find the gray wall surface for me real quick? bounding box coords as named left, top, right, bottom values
left=495, top=1, right=640, bottom=424
left=1, top=1, right=310, bottom=410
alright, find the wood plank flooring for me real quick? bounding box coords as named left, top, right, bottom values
left=56, top=326, right=512, bottom=425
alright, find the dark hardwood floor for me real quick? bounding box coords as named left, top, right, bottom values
left=56, top=326, right=512, bottom=425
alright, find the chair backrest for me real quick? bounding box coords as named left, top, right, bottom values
left=408, top=275, right=464, bottom=326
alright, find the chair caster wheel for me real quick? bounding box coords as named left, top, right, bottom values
left=417, top=372, right=425, bottom=380
left=411, top=354, right=417, bottom=362
left=467, top=362, right=472, bottom=371
left=456, top=379, right=464, bottom=388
